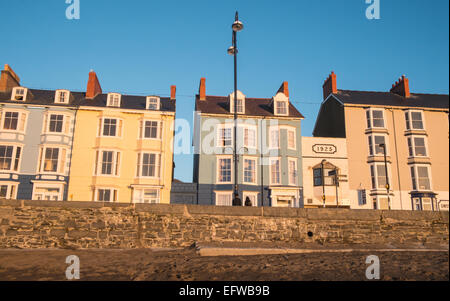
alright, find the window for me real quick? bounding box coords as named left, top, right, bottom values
left=217, top=157, right=232, bottom=183
left=366, top=109, right=385, bottom=128
left=370, top=164, right=388, bottom=189
left=288, top=158, right=297, bottom=185
left=146, top=97, right=160, bottom=110
left=230, top=96, right=245, bottom=114
left=270, top=158, right=280, bottom=185
left=55, top=90, right=69, bottom=104
left=33, top=186, right=61, bottom=201
left=275, top=101, right=288, bottom=115
left=243, top=126, right=256, bottom=148
left=368, top=135, right=387, bottom=156
left=142, top=121, right=160, bottom=139
left=243, top=192, right=257, bottom=207
left=269, top=128, right=280, bottom=149
left=405, top=111, right=424, bottom=130
left=218, top=125, right=233, bottom=147
left=11, top=87, right=27, bottom=101
left=137, top=153, right=161, bottom=178
left=107, top=93, right=121, bottom=107
left=0, top=146, right=21, bottom=172
left=95, top=150, right=120, bottom=176
left=133, top=188, right=160, bottom=203
left=411, top=165, right=431, bottom=191
left=96, top=188, right=117, bottom=202
left=287, top=129, right=296, bottom=150
left=236, top=98, right=244, bottom=114
left=313, top=168, right=322, bottom=186
left=407, top=136, right=427, bottom=157
left=216, top=192, right=232, bottom=206
left=48, top=114, right=64, bottom=133
left=0, top=184, right=17, bottom=199
left=243, top=158, right=256, bottom=184
left=358, top=189, right=367, bottom=205
left=3, top=112, right=18, bottom=130
left=99, top=118, right=122, bottom=137
left=313, top=167, right=337, bottom=186
left=43, top=148, right=59, bottom=172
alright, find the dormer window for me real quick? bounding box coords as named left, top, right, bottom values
left=229, top=91, right=245, bottom=114
left=146, top=97, right=160, bottom=110
left=275, top=100, right=288, bottom=115
left=11, top=87, right=27, bottom=101
left=55, top=90, right=70, bottom=104
left=107, top=93, right=121, bottom=107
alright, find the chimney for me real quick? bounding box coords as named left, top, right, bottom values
left=390, top=75, right=410, bottom=98
left=322, top=71, right=337, bottom=100
left=170, top=85, right=176, bottom=100
left=277, top=81, right=289, bottom=98
left=199, top=77, right=206, bottom=101
left=86, top=70, right=102, bottom=98
left=0, top=64, right=20, bottom=92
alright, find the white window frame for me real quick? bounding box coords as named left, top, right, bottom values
left=368, top=134, right=389, bottom=156
left=243, top=156, right=257, bottom=185
left=98, top=117, right=123, bottom=138
left=269, top=157, right=281, bottom=185
left=136, top=152, right=161, bottom=179
left=11, top=87, right=28, bottom=101
left=216, top=124, right=234, bottom=148
left=366, top=108, right=386, bottom=129
left=132, top=188, right=160, bottom=204
left=229, top=96, right=245, bottom=114
left=107, top=93, right=121, bottom=107
left=0, top=109, right=28, bottom=133
left=216, top=155, right=233, bottom=184
left=32, top=184, right=64, bottom=201
left=38, top=146, right=67, bottom=175
left=95, top=149, right=121, bottom=177
left=288, top=157, right=298, bottom=186
left=405, top=110, right=425, bottom=131
left=95, top=187, right=118, bottom=202
left=0, top=144, right=22, bottom=173
left=269, top=126, right=280, bottom=149
left=0, top=182, right=18, bottom=199
left=286, top=127, right=296, bottom=150
left=243, top=191, right=258, bottom=207
left=410, top=164, right=432, bottom=191
left=215, top=191, right=233, bottom=206
left=242, top=125, right=257, bottom=149
left=54, top=90, right=70, bottom=104
left=407, top=135, right=428, bottom=157
left=275, top=100, right=289, bottom=116
left=140, top=120, right=162, bottom=140
left=369, top=163, right=391, bottom=190
left=146, top=96, right=160, bottom=110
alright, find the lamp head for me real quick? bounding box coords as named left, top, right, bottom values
left=227, top=46, right=237, bottom=55
left=232, top=20, right=244, bottom=32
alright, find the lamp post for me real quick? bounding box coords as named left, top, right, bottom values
left=321, top=159, right=326, bottom=208
left=228, top=12, right=244, bottom=206
left=379, top=143, right=391, bottom=210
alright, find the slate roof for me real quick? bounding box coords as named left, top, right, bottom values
left=195, top=95, right=304, bottom=118
left=0, top=89, right=176, bottom=112
left=332, top=90, right=449, bottom=109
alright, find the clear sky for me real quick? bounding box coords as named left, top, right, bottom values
left=1, top=0, right=448, bottom=182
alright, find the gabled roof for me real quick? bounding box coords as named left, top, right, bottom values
left=195, top=95, right=304, bottom=118
left=332, top=90, right=449, bottom=110
left=0, top=89, right=176, bottom=112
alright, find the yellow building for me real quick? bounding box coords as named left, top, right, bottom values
left=67, top=71, right=176, bottom=203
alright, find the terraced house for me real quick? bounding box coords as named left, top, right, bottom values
left=0, top=65, right=76, bottom=200
left=193, top=78, right=304, bottom=207
left=67, top=71, right=176, bottom=204
left=314, top=72, right=449, bottom=211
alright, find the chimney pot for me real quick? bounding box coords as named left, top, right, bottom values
left=170, top=85, right=176, bottom=100
left=199, top=78, right=206, bottom=101
left=86, top=70, right=102, bottom=98
left=390, top=74, right=410, bottom=98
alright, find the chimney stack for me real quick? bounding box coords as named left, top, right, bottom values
left=199, top=77, right=206, bottom=101
left=0, top=64, right=20, bottom=92
left=86, top=70, right=102, bottom=98
left=170, top=85, right=176, bottom=100
left=322, top=71, right=337, bottom=100
left=390, top=75, right=410, bottom=98
left=277, top=81, right=289, bottom=98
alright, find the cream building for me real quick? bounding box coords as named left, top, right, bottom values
left=313, top=72, right=449, bottom=211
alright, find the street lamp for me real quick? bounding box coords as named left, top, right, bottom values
left=379, top=143, right=391, bottom=210
left=321, top=159, right=326, bottom=208
left=228, top=11, right=244, bottom=206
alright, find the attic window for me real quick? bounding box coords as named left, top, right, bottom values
left=275, top=100, right=288, bottom=116
left=11, top=87, right=27, bottom=101
left=107, top=93, right=121, bottom=107
left=55, top=90, right=70, bottom=104
left=229, top=91, right=245, bottom=114
left=146, top=97, right=160, bottom=110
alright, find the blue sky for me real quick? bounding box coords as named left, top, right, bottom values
left=1, top=0, right=448, bottom=182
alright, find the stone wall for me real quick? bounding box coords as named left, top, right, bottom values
left=0, top=199, right=448, bottom=249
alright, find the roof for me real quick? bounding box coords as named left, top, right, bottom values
left=332, top=90, right=449, bottom=109
left=0, top=89, right=176, bottom=112
left=195, top=95, right=304, bottom=118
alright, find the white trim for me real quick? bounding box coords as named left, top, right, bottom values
left=216, top=123, right=234, bottom=148
left=240, top=124, right=257, bottom=149
left=242, top=191, right=258, bottom=207
left=407, top=135, right=429, bottom=158
left=32, top=182, right=65, bottom=201
left=0, top=108, right=29, bottom=134
left=97, top=117, right=124, bottom=138
left=216, top=155, right=233, bottom=184
left=405, top=109, right=426, bottom=131
left=410, top=164, right=433, bottom=191
left=268, top=126, right=280, bottom=149
left=136, top=152, right=161, bottom=179
left=214, top=190, right=233, bottom=206
left=11, top=87, right=28, bottom=101
left=146, top=96, right=160, bottom=110
left=269, top=157, right=281, bottom=185
left=107, top=93, right=122, bottom=107
left=139, top=119, right=162, bottom=140
left=94, top=187, right=118, bottom=202
left=242, top=156, right=257, bottom=185
left=54, top=90, right=70, bottom=104
left=366, top=108, right=386, bottom=129
left=0, top=143, right=23, bottom=173
left=367, top=133, right=390, bottom=156
left=0, top=181, right=19, bottom=199
left=94, top=149, right=122, bottom=177
left=288, top=157, right=298, bottom=186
